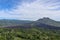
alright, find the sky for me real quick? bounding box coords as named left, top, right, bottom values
left=0, top=0, right=60, bottom=21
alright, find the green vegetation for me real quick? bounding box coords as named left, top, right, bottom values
left=0, top=18, right=60, bottom=40
left=0, top=27, right=60, bottom=40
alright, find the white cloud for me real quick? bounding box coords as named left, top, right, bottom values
left=1, top=0, right=60, bottom=21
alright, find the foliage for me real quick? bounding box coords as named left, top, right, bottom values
left=0, top=27, right=60, bottom=40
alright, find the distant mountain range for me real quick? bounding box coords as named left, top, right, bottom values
left=0, top=17, right=60, bottom=30
left=0, top=19, right=33, bottom=27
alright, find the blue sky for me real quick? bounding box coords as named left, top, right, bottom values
left=0, top=0, right=60, bottom=21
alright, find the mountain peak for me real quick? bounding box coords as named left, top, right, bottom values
left=37, top=17, right=53, bottom=21
left=42, top=17, right=50, bottom=19
left=36, top=17, right=60, bottom=27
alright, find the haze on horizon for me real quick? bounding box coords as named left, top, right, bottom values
left=0, top=0, right=60, bottom=21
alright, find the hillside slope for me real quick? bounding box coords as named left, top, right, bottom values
left=35, top=17, right=60, bottom=27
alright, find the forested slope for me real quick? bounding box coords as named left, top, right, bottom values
left=0, top=27, right=60, bottom=40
